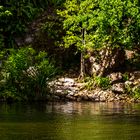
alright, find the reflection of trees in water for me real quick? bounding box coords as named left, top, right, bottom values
left=0, top=102, right=140, bottom=140
left=0, top=102, right=138, bottom=118
left=44, top=102, right=140, bottom=140
left=0, top=103, right=65, bottom=140
left=46, top=102, right=139, bottom=116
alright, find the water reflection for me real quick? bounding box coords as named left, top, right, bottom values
left=0, top=102, right=140, bottom=140
left=45, top=102, right=140, bottom=115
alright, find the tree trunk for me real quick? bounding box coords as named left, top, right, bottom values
left=79, top=28, right=86, bottom=79
left=80, top=52, right=85, bottom=78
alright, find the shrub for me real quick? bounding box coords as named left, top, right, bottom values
left=132, top=87, right=140, bottom=99
left=3, top=47, right=57, bottom=100
left=84, top=76, right=94, bottom=90
left=122, top=72, right=129, bottom=81
left=125, top=84, right=140, bottom=99
left=94, top=76, right=111, bottom=89
left=85, top=76, right=111, bottom=90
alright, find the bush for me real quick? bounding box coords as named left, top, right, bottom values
left=132, top=87, right=140, bottom=99
left=125, top=84, right=140, bottom=99
left=85, top=76, right=111, bottom=90
left=122, top=72, right=129, bottom=81
left=94, top=76, right=111, bottom=89
left=2, top=47, right=57, bottom=100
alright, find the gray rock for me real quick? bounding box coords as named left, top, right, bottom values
left=76, top=83, right=85, bottom=88
left=125, top=50, right=135, bottom=60
left=129, top=75, right=135, bottom=81
left=90, top=94, right=99, bottom=101
left=56, top=89, right=63, bottom=93
left=63, top=82, right=74, bottom=87
left=87, top=94, right=93, bottom=100
left=58, top=78, right=65, bottom=82
left=67, top=90, right=76, bottom=95
left=77, top=97, right=82, bottom=101
left=130, top=71, right=140, bottom=79
left=95, top=98, right=100, bottom=102
left=53, top=96, right=60, bottom=100
left=66, top=95, right=76, bottom=100
left=55, top=81, right=63, bottom=86
left=111, top=83, right=125, bottom=93
left=74, top=93, right=80, bottom=97
left=100, top=95, right=106, bottom=102
left=82, top=95, right=89, bottom=100
left=108, top=72, right=122, bottom=83
left=64, top=78, right=75, bottom=83
left=108, top=98, right=114, bottom=102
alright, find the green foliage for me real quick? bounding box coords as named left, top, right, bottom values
left=122, top=73, right=129, bottom=81
left=2, top=47, right=57, bottom=100
left=132, top=87, right=140, bottom=99
left=48, top=0, right=65, bottom=6
left=41, top=17, right=63, bottom=46
left=41, top=21, right=61, bottom=39
left=0, top=0, right=66, bottom=49
left=85, top=76, right=111, bottom=90
left=94, top=76, right=111, bottom=89
left=0, top=34, right=4, bottom=48
left=0, top=6, right=12, bottom=17
left=58, top=0, right=96, bottom=51
left=22, top=0, right=64, bottom=8
left=125, top=84, right=140, bottom=99
left=127, top=52, right=140, bottom=69
left=0, top=6, right=12, bottom=48
left=0, top=1, right=40, bottom=48
left=5, top=47, right=35, bottom=79
left=84, top=76, right=95, bottom=90
left=59, top=0, right=140, bottom=51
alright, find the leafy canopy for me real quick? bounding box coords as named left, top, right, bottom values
left=59, top=0, right=140, bottom=51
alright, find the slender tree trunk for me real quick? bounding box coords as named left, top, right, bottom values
left=80, top=52, right=85, bottom=78
left=79, top=28, right=86, bottom=78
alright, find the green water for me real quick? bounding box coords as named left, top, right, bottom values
left=0, top=102, right=140, bottom=140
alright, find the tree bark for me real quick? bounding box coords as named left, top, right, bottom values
left=79, top=28, right=86, bottom=79
left=80, top=52, right=85, bottom=78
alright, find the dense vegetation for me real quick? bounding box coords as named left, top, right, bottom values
left=0, top=0, right=61, bottom=101
left=0, top=0, right=140, bottom=101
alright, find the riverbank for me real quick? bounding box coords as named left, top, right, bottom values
left=48, top=72, right=140, bottom=103
left=0, top=72, right=140, bottom=103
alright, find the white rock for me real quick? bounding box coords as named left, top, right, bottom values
left=64, top=78, right=75, bottom=83
left=63, top=82, right=74, bottom=87
left=56, top=89, right=63, bottom=93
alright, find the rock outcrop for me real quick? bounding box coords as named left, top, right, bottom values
left=48, top=76, right=140, bottom=103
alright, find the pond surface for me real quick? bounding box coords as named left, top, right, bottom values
left=0, top=102, right=140, bottom=140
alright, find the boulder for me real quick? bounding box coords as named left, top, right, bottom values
left=64, top=78, right=75, bottom=83
left=111, top=83, right=125, bottom=93
left=130, top=71, right=140, bottom=80
left=108, top=72, right=122, bottom=83
left=66, top=95, right=76, bottom=100
left=100, top=95, right=106, bottom=102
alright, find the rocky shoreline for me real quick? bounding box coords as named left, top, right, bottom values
left=48, top=74, right=140, bottom=103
